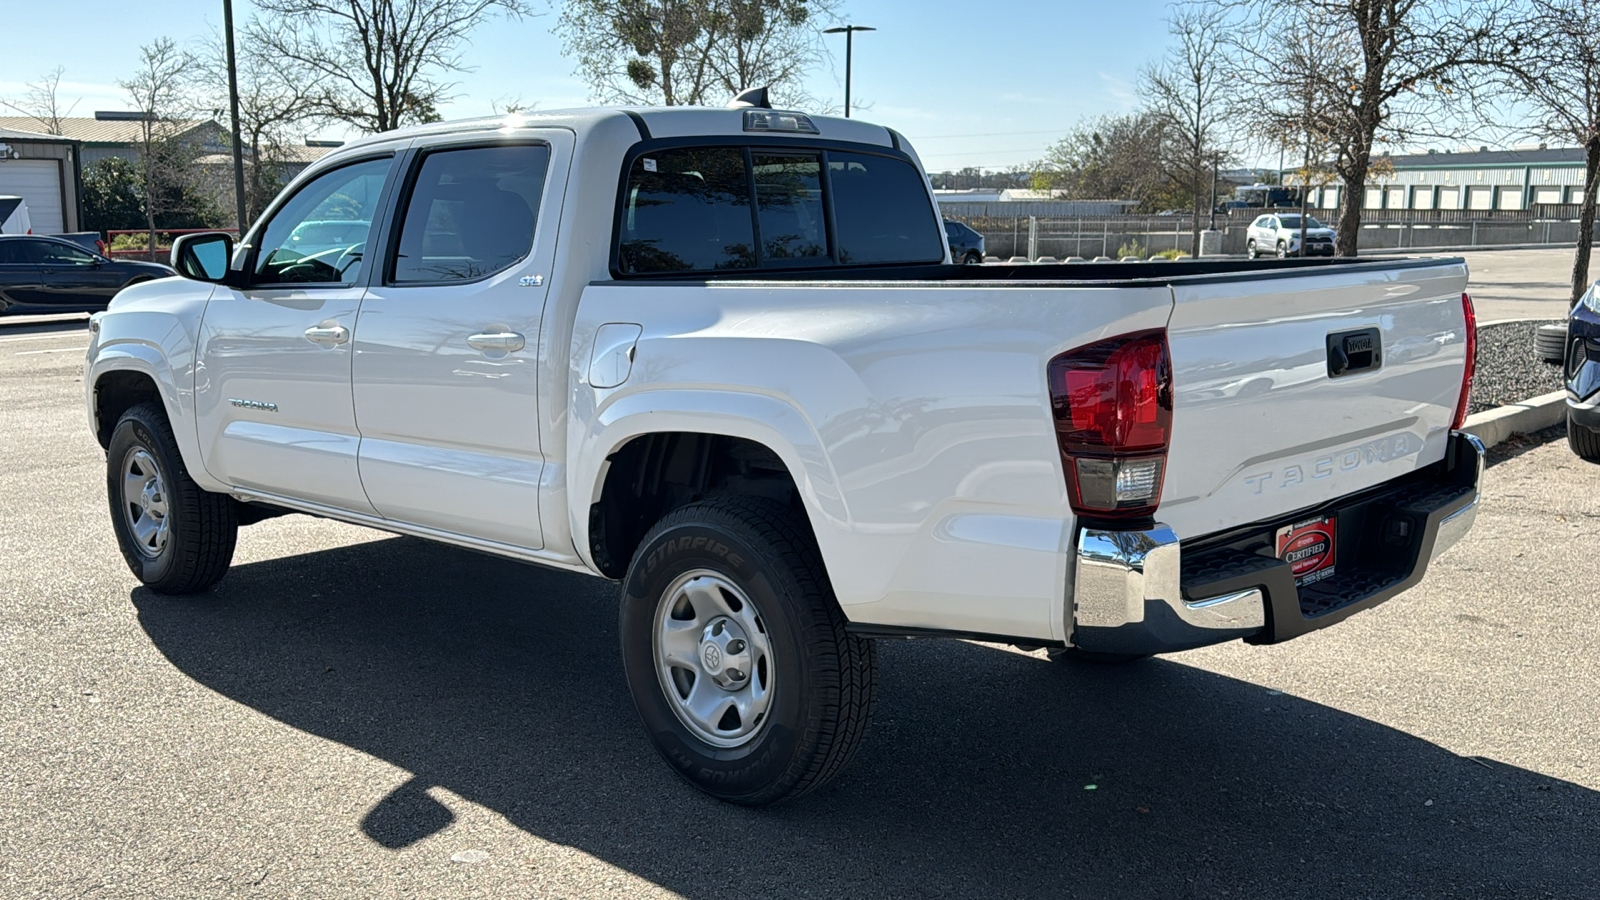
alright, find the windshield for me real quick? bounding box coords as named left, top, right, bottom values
left=1277, top=215, right=1324, bottom=229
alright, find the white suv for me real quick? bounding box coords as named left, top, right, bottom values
left=1246, top=213, right=1337, bottom=258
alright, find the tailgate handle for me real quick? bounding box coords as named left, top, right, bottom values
left=1327, top=328, right=1381, bottom=378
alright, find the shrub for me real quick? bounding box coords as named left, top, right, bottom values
left=1117, top=239, right=1146, bottom=259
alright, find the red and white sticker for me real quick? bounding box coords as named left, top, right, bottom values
left=1276, top=516, right=1336, bottom=585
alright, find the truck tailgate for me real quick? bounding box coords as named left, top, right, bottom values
left=1158, top=259, right=1471, bottom=540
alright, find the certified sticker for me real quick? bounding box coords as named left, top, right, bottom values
left=1276, top=516, right=1336, bottom=585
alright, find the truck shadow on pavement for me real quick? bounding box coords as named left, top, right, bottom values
left=133, top=535, right=1600, bottom=899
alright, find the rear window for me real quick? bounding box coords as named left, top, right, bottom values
left=617, top=144, right=941, bottom=275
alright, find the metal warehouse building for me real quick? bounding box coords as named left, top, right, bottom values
left=0, top=126, right=82, bottom=234
left=1295, top=146, right=1591, bottom=212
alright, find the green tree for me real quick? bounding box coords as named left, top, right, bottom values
left=1033, top=112, right=1186, bottom=211
left=81, top=158, right=146, bottom=236
left=557, top=0, right=834, bottom=106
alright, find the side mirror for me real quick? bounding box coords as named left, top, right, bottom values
left=171, top=232, right=234, bottom=283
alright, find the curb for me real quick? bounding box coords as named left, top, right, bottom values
left=1460, top=390, right=1567, bottom=449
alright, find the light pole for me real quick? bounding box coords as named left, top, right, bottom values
left=223, top=0, right=246, bottom=232
left=823, top=25, right=875, bottom=118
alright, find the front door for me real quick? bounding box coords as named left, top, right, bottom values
left=351, top=133, right=569, bottom=548
left=35, top=240, right=125, bottom=308
left=194, top=154, right=399, bottom=514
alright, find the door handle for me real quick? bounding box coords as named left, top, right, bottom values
left=467, top=331, right=526, bottom=353
left=303, top=324, right=349, bottom=346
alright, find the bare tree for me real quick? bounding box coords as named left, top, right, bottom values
left=121, top=38, right=200, bottom=258
left=246, top=0, right=531, bottom=134
left=197, top=32, right=325, bottom=224
left=1502, top=0, right=1600, bottom=306
left=557, top=0, right=833, bottom=107
left=1142, top=5, right=1234, bottom=256
left=1, top=67, right=80, bottom=135
left=1033, top=112, right=1184, bottom=211
left=1225, top=0, right=1516, bottom=256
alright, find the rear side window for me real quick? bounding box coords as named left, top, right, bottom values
left=619, top=148, right=755, bottom=274
left=618, top=144, right=941, bottom=274
left=0, top=240, right=42, bottom=264
left=392, top=144, right=549, bottom=284
left=828, top=151, right=942, bottom=265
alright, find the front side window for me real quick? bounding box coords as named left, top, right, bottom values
left=619, top=147, right=755, bottom=274
left=828, top=151, right=942, bottom=265
left=392, top=144, right=549, bottom=284
left=253, top=157, right=392, bottom=285
left=39, top=242, right=97, bottom=265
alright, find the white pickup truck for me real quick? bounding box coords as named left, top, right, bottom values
left=86, top=102, right=1483, bottom=805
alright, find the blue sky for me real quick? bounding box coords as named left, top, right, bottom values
left=0, top=0, right=1176, bottom=172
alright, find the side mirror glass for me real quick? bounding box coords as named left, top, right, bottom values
left=171, top=232, right=234, bottom=283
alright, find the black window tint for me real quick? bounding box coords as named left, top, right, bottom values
left=620, top=148, right=755, bottom=274
left=393, top=144, right=548, bottom=284
left=0, top=240, right=41, bottom=264
left=828, top=151, right=942, bottom=265
left=254, top=157, right=391, bottom=285
left=753, top=154, right=827, bottom=264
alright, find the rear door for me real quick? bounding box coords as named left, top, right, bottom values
left=0, top=239, right=45, bottom=309
left=350, top=130, right=570, bottom=548
left=1158, top=260, right=1470, bottom=540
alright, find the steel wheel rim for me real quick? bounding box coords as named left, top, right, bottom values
left=120, top=447, right=170, bottom=558
left=652, top=569, right=775, bottom=749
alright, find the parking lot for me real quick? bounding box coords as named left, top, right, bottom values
left=3, top=278, right=1599, bottom=897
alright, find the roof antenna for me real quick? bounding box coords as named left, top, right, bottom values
left=727, top=86, right=772, bottom=109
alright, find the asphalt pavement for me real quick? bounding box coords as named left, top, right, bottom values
left=3, top=316, right=1599, bottom=898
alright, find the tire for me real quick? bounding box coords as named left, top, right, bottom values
left=1535, top=323, right=1568, bottom=366
left=619, top=497, right=877, bottom=805
left=1571, top=411, right=1600, bottom=461
left=1276, top=241, right=1289, bottom=259
left=1047, top=647, right=1151, bottom=665
left=1246, top=239, right=1257, bottom=259
left=963, top=252, right=983, bottom=265
left=106, top=401, right=238, bottom=593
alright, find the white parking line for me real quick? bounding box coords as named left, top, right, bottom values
left=15, top=346, right=89, bottom=355
left=0, top=331, right=89, bottom=344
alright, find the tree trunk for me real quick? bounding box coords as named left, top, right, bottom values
left=1335, top=149, right=1370, bottom=258
left=1572, top=137, right=1600, bottom=309
left=1191, top=174, right=1204, bottom=258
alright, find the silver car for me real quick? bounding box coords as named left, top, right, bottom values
left=1246, top=213, right=1337, bottom=258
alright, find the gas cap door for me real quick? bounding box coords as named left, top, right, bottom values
left=589, top=323, right=643, bottom=389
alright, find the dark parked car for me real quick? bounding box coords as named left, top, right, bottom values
left=1565, top=282, right=1600, bottom=461
left=943, top=219, right=985, bottom=264
left=0, top=235, right=174, bottom=315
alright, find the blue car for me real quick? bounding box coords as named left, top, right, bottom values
left=1567, top=284, right=1600, bottom=460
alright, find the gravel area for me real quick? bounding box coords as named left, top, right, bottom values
left=1469, top=320, right=1566, bottom=414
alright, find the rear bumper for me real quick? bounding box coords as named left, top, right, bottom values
left=1069, top=431, right=1484, bottom=656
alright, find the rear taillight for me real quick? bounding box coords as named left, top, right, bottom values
left=1047, top=330, right=1173, bottom=520
left=1451, top=292, right=1476, bottom=431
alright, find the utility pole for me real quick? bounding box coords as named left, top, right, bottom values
left=824, top=25, right=875, bottom=118
left=223, top=0, right=247, bottom=232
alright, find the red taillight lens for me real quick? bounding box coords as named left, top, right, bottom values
left=1048, top=330, right=1173, bottom=519
left=1451, top=292, right=1476, bottom=431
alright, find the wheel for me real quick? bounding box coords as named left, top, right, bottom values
left=1276, top=241, right=1289, bottom=259
left=963, top=252, right=983, bottom=265
left=1246, top=239, right=1257, bottom=259
left=619, top=497, right=877, bottom=805
left=106, top=401, right=238, bottom=593
left=1047, top=647, right=1151, bottom=665
left=1535, top=323, right=1568, bottom=365
left=1571, top=411, right=1600, bottom=461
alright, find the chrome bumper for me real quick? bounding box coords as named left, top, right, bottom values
left=1069, top=432, right=1485, bottom=655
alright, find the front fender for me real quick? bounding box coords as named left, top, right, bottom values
left=569, top=387, right=848, bottom=571
left=86, top=295, right=225, bottom=493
